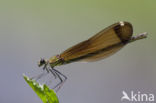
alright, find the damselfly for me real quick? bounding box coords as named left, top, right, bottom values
left=36, top=21, right=147, bottom=91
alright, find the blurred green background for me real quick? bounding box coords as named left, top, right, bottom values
left=0, top=0, right=155, bottom=103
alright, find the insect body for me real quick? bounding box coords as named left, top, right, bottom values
left=37, top=21, right=147, bottom=91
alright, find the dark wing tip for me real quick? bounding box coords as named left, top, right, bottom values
left=114, top=21, right=133, bottom=44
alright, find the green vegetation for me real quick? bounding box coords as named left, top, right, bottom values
left=23, top=75, right=59, bottom=103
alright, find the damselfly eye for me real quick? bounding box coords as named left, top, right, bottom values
left=38, top=58, right=46, bottom=67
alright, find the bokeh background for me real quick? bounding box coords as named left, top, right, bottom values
left=0, top=0, right=156, bottom=103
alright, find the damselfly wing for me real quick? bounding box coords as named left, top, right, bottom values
left=60, top=21, right=132, bottom=62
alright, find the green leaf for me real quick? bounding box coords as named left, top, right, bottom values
left=23, top=75, right=59, bottom=103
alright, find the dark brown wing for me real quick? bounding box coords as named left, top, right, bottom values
left=60, top=21, right=133, bottom=62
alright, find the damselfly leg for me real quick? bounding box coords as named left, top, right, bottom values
left=51, top=68, right=67, bottom=92
left=36, top=65, right=67, bottom=91
left=30, top=63, right=49, bottom=81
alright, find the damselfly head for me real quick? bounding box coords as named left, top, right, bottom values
left=38, top=58, right=46, bottom=67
